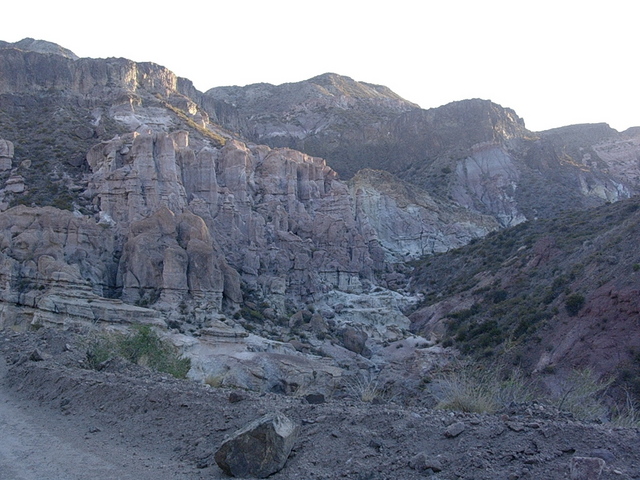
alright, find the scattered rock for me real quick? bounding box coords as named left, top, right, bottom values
left=589, top=449, right=615, bottom=463
left=304, top=393, right=325, bottom=404
left=228, top=391, right=246, bottom=403
left=507, top=421, right=525, bottom=432
left=368, top=439, right=383, bottom=451
left=570, top=456, right=606, bottom=480
left=338, top=326, right=369, bottom=357
left=409, top=452, right=444, bottom=472
left=214, top=411, right=300, bottom=478
left=288, top=339, right=307, bottom=352
left=288, top=311, right=306, bottom=329
left=72, top=125, right=94, bottom=140
left=309, top=313, right=329, bottom=336
left=444, top=421, right=466, bottom=438
left=29, top=349, right=46, bottom=362
left=4, top=174, right=25, bottom=193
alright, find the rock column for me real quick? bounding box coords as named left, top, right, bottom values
left=0, top=139, right=14, bottom=171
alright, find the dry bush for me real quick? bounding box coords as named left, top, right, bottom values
left=611, top=391, right=640, bottom=427
left=433, top=362, right=534, bottom=414
left=345, top=372, right=387, bottom=403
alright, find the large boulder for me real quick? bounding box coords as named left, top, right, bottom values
left=214, top=412, right=299, bottom=478
left=338, top=326, right=370, bottom=357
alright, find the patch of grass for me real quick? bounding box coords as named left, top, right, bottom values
left=240, top=306, right=265, bottom=322
left=554, top=368, right=613, bottom=422
left=435, top=363, right=623, bottom=422
left=611, top=391, right=640, bottom=427
left=85, top=325, right=191, bottom=379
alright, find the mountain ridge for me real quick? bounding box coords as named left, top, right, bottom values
left=204, top=74, right=640, bottom=228
left=1, top=37, right=640, bottom=410
left=408, top=195, right=640, bottom=399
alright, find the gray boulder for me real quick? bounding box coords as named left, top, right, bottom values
left=214, top=412, right=299, bottom=478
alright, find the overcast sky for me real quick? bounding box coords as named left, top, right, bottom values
left=3, top=0, right=638, bottom=132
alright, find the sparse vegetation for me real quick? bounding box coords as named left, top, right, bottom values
left=410, top=196, right=640, bottom=400
left=433, top=362, right=534, bottom=414
left=85, top=325, right=191, bottom=379
left=156, top=97, right=226, bottom=147
left=554, top=368, right=613, bottom=422
left=431, top=363, right=626, bottom=422
left=2, top=96, right=126, bottom=211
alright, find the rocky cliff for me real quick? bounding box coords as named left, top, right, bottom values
left=206, top=73, right=419, bottom=179
left=207, top=78, right=640, bottom=227
left=0, top=42, right=426, bottom=392
left=350, top=169, right=498, bottom=259
left=0, top=42, right=501, bottom=321
left=2, top=39, right=640, bottom=400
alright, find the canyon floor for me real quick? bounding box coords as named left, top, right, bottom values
left=1, top=328, right=640, bottom=480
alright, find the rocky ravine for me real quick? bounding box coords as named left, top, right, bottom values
left=1, top=37, right=640, bottom=426
left=2, top=328, right=640, bottom=480
left=0, top=37, right=639, bottom=478
left=0, top=40, right=498, bottom=396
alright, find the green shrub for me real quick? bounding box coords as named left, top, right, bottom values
left=85, top=325, right=191, bottom=379
left=490, top=289, right=508, bottom=304
left=84, top=331, right=119, bottom=369
left=565, top=294, right=585, bottom=316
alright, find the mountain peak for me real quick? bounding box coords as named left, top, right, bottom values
left=0, top=38, right=78, bottom=60
left=206, top=73, right=418, bottom=109
left=306, top=72, right=418, bottom=104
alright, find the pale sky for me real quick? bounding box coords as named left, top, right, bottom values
left=3, top=0, right=638, bottom=132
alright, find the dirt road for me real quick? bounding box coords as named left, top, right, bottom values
left=0, top=356, right=203, bottom=480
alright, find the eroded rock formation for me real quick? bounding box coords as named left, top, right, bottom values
left=2, top=40, right=640, bottom=398
left=0, top=139, right=13, bottom=171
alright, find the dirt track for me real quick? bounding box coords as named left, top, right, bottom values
left=0, top=342, right=207, bottom=480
